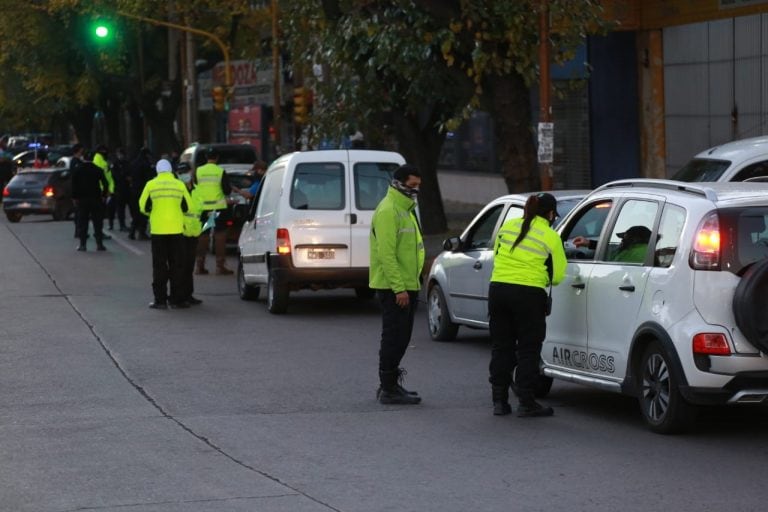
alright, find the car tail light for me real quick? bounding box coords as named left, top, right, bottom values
left=2, top=186, right=8, bottom=197
left=276, top=228, right=291, bottom=254
left=42, top=185, right=55, bottom=197
left=226, top=219, right=234, bottom=227
left=690, top=211, right=720, bottom=270
left=693, top=333, right=731, bottom=355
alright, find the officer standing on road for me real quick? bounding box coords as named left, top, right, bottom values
left=369, top=164, right=424, bottom=405
left=178, top=165, right=204, bottom=305
left=139, top=159, right=192, bottom=310
left=194, top=148, right=234, bottom=275
left=488, top=193, right=566, bottom=417
left=71, top=144, right=109, bottom=252
left=92, top=145, right=114, bottom=240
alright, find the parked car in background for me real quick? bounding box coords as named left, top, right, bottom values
left=672, top=136, right=768, bottom=182
left=426, top=190, right=588, bottom=342
left=2, top=158, right=74, bottom=222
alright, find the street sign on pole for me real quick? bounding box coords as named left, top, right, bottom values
left=537, top=122, right=554, bottom=164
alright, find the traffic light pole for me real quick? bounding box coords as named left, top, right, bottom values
left=117, top=11, right=232, bottom=141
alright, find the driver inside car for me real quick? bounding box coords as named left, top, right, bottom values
left=611, top=225, right=652, bottom=263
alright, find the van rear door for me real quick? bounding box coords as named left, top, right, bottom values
left=348, top=153, right=405, bottom=268
left=287, top=158, right=352, bottom=269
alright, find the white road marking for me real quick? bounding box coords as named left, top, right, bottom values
left=109, top=235, right=145, bottom=256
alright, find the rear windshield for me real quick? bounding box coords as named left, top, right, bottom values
left=672, top=158, right=730, bottom=182
left=353, top=162, right=399, bottom=210
left=720, top=207, right=768, bottom=273
left=9, top=172, right=50, bottom=185
left=291, top=163, right=345, bottom=210
left=227, top=173, right=254, bottom=189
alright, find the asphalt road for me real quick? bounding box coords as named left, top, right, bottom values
left=2, top=214, right=768, bottom=512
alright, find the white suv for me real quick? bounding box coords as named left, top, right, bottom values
left=672, top=136, right=768, bottom=182
left=534, top=179, right=768, bottom=433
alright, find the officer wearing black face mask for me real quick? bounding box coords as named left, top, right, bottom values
left=488, top=193, right=567, bottom=417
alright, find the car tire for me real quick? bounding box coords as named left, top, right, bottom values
left=638, top=342, right=695, bottom=434
left=52, top=200, right=68, bottom=221
left=732, top=258, right=768, bottom=353
left=5, top=212, right=22, bottom=223
left=511, top=364, right=554, bottom=398
left=266, top=269, right=289, bottom=314
left=427, top=283, right=459, bottom=341
left=237, top=261, right=260, bottom=301
left=354, top=286, right=375, bottom=300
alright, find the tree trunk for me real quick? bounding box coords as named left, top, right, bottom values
left=391, top=110, right=447, bottom=235
left=485, top=72, right=538, bottom=192
left=69, top=106, right=96, bottom=149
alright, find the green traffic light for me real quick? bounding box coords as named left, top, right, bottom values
left=95, top=25, right=109, bottom=38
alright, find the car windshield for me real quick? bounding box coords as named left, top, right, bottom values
left=672, top=158, right=730, bottom=182
left=554, top=198, right=582, bottom=226
left=206, top=146, right=257, bottom=164
left=9, top=171, right=49, bottom=185
left=228, top=173, right=255, bottom=189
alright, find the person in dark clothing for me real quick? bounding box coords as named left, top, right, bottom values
left=71, top=144, right=109, bottom=252
left=107, top=147, right=130, bottom=231
left=128, top=148, right=155, bottom=240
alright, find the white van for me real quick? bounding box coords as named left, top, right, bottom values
left=237, top=149, right=406, bottom=313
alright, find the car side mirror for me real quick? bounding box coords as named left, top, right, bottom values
left=443, top=236, right=461, bottom=252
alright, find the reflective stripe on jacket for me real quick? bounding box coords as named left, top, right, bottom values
left=490, top=215, right=566, bottom=289
left=183, top=188, right=204, bottom=237
left=195, top=163, right=227, bottom=210
left=369, top=187, right=425, bottom=293
left=92, top=153, right=115, bottom=194
left=138, top=173, right=191, bottom=235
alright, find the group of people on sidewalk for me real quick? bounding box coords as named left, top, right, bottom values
left=370, top=165, right=564, bottom=418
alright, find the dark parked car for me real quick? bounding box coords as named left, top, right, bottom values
left=2, top=158, right=74, bottom=222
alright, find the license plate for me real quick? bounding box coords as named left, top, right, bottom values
left=308, top=248, right=335, bottom=260
left=18, top=202, right=32, bottom=208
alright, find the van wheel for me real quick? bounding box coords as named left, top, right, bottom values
left=237, top=261, right=260, bottom=301
left=354, top=286, right=375, bottom=300
left=5, top=212, right=22, bottom=223
left=427, top=283, right=458, bottom=341
left=638, top=342, right=695, bottom=434
left=267, top=270, right=289, bottom=314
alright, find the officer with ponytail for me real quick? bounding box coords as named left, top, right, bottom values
left=488, top=193, right=566, bottom=417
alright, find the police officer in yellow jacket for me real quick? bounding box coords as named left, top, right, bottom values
left=178, top=166, right=204, bottom=305
left=488, top=193, right=566, bottom=417
left=369, top=164, right=425, bottom=405
left=139, top=159, right=193, bottom=309
left=193, top=148, right=234, bottom=275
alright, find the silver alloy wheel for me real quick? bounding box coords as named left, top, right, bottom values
left=428, top=288, right=442, bottom=336
left=642, top=353, right=670, bottom=422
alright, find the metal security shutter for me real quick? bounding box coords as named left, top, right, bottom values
left=552, top=80, right=592, bottom=189
left=664, top=14, right=768, bottom=176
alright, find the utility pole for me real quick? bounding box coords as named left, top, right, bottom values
left=538, top=0, right=554, bottom=191
left=271, top=0, right=282, bottom=155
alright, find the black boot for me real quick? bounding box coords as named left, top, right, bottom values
left=492, top=385, right=512, bottom=416
left=517, top=399, right=554, bottom=418
left=377, top=370, right=421, bottom=405
left=396, top=368, right=419, bottom=396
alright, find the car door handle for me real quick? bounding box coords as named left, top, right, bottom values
left=349, top=213, right=358, bottom=225
left=571, top=282, right=585, bottom=289
left=619, top=285, right=636, bottom=292
left=473, top=261, right=482, bottom=269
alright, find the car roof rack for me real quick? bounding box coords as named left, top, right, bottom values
left=594, top=179, right=718, bottom=202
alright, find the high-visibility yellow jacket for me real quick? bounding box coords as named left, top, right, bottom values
left=183, top=187, right=204, bottom=237
left=138, top=173, right=191, bottom=235
left=369, top=187, right=425, bottom=293
left=92, top=153, right=115, bottom=194
left=194, top=163, right=227, bottom=211
left=491, top=215, right=567, bottom=289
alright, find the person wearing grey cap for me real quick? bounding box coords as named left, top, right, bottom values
left=488, top=192, right=566, bottom=418
left=139, top=159, right=192, bottom=309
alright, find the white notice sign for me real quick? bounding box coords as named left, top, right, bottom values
left=538, top=122, right=554, bottom=164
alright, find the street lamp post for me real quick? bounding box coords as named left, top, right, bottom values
left=537, top=0, right=554, bottom=191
